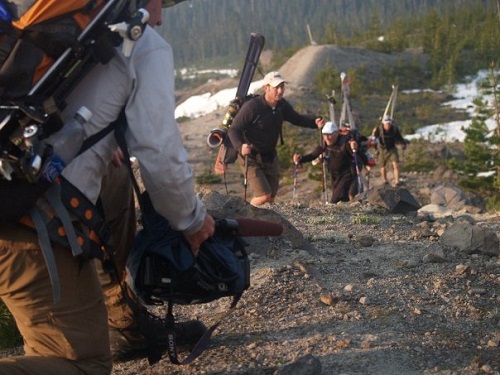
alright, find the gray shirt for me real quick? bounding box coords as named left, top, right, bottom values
left=60, top=27, right=205, bottom=234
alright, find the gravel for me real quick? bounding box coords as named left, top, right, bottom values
left=111, top=188, right=500, bottom=375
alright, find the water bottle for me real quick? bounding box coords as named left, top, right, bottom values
left=47, top=106, right=92, bottom=164
left=41, top=106, right=92, bottom=183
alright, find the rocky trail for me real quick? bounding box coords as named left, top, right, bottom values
left=2, top=44, right=498, bottom=375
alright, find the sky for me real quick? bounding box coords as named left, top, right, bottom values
left=175, top=70, right=497, bottom=142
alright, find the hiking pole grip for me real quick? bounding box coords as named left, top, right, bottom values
left=217, top=218, right=283, bottom=237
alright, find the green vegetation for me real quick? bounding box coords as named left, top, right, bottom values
left=448, top=67, right=500, bottom=210
left=162, top=1, right=495, bottom=70
left=351, top=215, right=381, bottom=225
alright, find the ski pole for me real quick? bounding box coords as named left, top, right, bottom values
left=319, top=129, right=328, bottom=203
left=350, top=140, right=364, bottom=195
left=293, top=162, right=299, bottom=199
left=321, top=154, right=328, bottom=203
left=243, top=155, right=248, bottom=201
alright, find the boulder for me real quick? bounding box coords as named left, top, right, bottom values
left=198, top=188, right=318, bottom=256
left=440, top=222, right=500, bottom=256
left=430, top=185, right=469, bottom=210
left=366, top=186, right=421, bottom=214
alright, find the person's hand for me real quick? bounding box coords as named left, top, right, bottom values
left=240, top=143, right=253, bottom=156
left=183, top=214, right=215, bottom=257
left=112, top=149, right=124, bottom=167
left=349, top=140, right=358, bottom=151
left=315, top=117, right=325, bottom=129
left=293, top=153, right=301, bottom=164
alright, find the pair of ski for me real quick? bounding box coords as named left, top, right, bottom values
left=319, top=72, right=361, bottom=202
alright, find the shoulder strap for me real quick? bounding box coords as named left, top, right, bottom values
left=77, top=120, right=118, bottom=156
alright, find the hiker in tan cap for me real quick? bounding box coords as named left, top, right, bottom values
left=228, top=71, right=325, bottom=206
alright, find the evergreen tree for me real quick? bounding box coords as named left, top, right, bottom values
left=451, top=68, right=500, bottom=208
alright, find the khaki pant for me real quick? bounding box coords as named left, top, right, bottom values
left=0, top=164, right=137, bottom=374
left=239, top=153, right=280, bottom=198
left=97, top=163, right=138, bottom=331
left=0, top=225, right=112, bottom=374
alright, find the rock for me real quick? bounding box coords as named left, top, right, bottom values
left=418, top=204, right=454, bottom=219
left=320, top=292, right=340, bottom=306
left=199, top=189, right=319, bottom=256
left=430, top=184, right=470, bottom=210
left=440, top=222, right=500, bottom=256
left=276, top=354, right=322, bottom=375
left=422, top=243, right=446, bottom=263
left=357, top=235, right=375, bottom=247
left=367, top=186, right=421, bottom=214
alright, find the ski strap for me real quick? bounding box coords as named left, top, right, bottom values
left=165, top=293, right=242, bottom=365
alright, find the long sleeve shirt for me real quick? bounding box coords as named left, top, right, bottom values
left=59, top=27, right=205, bottom=234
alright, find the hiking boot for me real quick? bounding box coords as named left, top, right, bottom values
left=110, top=314, right=207, bottom=362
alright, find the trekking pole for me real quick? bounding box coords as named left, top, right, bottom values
left=321, top=154, right=328, bottom=203
left=243, top=155, right=248, bottom=201
left=292, top=162, right=299, bottom=199
left=350, top=140, right=364, bottom=194
left=319, top=130, right=328, bottom=203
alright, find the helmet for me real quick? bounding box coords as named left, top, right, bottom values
left=383, top=116, right=392, bottom=124
left=322, top=121, right=338, bottom=135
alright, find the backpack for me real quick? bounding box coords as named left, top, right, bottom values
left=0, top=0, right=144, bottom=221
left=211, top=94, right=285, bottom=175
left=209, top=94, right=259, bottom=174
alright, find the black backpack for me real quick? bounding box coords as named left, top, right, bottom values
left=0, top=0, right=146, bottom=221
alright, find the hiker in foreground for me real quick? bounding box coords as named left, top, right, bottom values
left=293, top=121, right=364, bottom=203
left=371, top=115, right=409, bottom=187
left=0, top=1, right=213, bottom=373
left=228, top=71, right=325, bottom=206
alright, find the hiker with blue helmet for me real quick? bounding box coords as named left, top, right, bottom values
left=0, top=0, right=212, bottom=373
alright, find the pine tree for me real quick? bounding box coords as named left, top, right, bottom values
left=451, top=66, right=500, bottom=209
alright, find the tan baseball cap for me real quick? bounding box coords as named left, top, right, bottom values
left=262, top=71, right=287, bottom=87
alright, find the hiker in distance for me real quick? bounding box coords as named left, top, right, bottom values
left=371, top=115, right=409, bottom=187
left=228, top=71, right=325, bottom=206
left=0, top=0, right=213, bottom=374
left=332, top=121, right=371, bottom=199
left=293, top=121, right=365, bottom=204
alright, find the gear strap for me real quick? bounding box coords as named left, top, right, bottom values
left=18, top=177, right=111, bottom=303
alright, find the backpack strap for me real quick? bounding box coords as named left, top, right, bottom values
left=165, top=292, right=243, bottom=365
left=14, top=120, right=117, bottom=304
left=19, top=177, right=110, bottom=304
